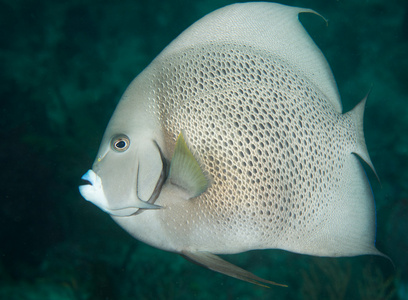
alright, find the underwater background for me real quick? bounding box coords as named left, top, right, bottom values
left=1, top=0, right=407, bottom=299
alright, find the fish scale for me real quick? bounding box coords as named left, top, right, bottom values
left=79, top=2, right=385, bottom=287
left=150, top=45, right=349, bottom=251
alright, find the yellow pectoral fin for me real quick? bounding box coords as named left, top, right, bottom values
left=168, top=131, right=208, bottom=198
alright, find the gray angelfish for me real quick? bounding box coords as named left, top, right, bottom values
left=79, top=2, right=385, bottom=287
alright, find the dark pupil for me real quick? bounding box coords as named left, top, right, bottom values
left=116, top=140, right=126, bottom=149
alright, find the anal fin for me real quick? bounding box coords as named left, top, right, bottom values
left=181, top=251, right=287, bottom=288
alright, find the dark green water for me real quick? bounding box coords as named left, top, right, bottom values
left=1, top=0, right=406, bottom=299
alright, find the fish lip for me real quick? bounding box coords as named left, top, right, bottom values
left=79, top=169, right=112, bottom=213
left=80, top=169, right=99, bottom=188
left=78, top=169, right=161, bottom=216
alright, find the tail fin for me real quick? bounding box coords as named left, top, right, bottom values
left=304, top=95, right=384, bottom=257
left=346, top=94, right=379, bottom=181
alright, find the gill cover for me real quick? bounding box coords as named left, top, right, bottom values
left=79, top=140, right=166, bottom=216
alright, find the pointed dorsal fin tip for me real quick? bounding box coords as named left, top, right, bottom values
left=298, top=6, right=328, bottom=25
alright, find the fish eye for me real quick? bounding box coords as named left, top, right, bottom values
left=111, top=135, right=130, bottom=152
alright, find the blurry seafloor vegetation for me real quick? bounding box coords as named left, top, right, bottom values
left=1, top=0, right=407, bottom=299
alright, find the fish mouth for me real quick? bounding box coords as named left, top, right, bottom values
left=79, top=169, right=161, bottom=216
left=80, top=169, right=98, bottom=188
left=80, top=178, right=92, bottom=186
left=79, top=169, right=113, bottom=211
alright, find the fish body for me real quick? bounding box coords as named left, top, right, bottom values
left=79, top=2, right=383, bottom=286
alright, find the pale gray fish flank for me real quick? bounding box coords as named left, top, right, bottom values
left=79, top=2, right=385, bottom=287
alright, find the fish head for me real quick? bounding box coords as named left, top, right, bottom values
left=79, top=78, right=166, bottom=216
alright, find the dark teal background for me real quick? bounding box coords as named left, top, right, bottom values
left=1, top=0, right=406, bottom=299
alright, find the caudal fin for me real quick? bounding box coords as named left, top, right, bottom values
left=346, top=94, right=379, bottom=181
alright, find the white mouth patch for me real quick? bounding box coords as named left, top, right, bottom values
left=79, top=169, right=161, bottom=216
left=79, top=169, right=110, bottom=210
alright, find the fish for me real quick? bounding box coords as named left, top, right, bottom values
left=79, top=2, right=385, bottom=287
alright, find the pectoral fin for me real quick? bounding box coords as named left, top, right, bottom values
left=181, top=251, right=287, bottom=288
left=168, top=132, right=208, bottom=198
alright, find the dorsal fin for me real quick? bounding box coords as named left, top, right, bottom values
left=168, top=132, right=208, bottom=198
left=158, top=2, right=341, bottom=112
